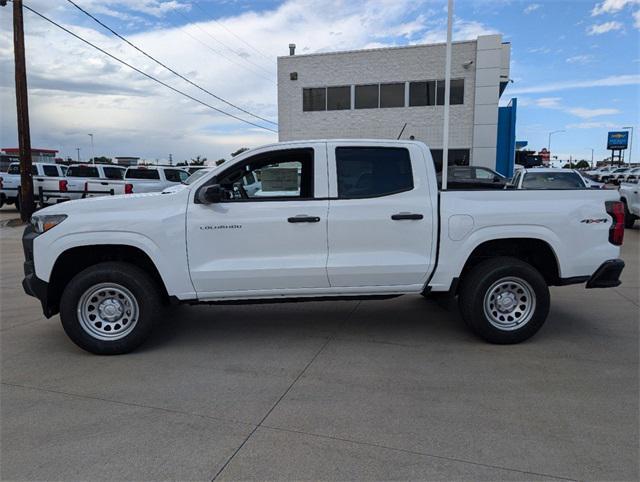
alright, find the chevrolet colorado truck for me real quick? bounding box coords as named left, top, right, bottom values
left=619, top=180, right=639, bottom=228
left=22, top=140, right=626, bottom=354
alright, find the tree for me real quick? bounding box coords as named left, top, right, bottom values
left=574, top=160, right=590, bottom=169
left=176, top=161, right=188, bottom=166
left=190, top=155, right=207, bottom=166
left=231, top=147, right=249, bottom=157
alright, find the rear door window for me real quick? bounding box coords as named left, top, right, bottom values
left=335, top=147, right=413, bottom=198
left=103, top=167, right=125, bottom=180
left=164, top=169, right=188, bottom=182
left=42, top=165, right=60, bottom=177
left=66, top=166, right=100, bottom=178
left=126, top=169, right=160, bottom=180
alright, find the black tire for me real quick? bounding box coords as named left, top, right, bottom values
left=458, top=257, right=550, bottom=344
left=59, top=261, right=162, bottom=355
left=622, top=200, right=636, bottom=229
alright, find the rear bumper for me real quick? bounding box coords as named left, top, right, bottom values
left=586, top=259, right=625, bottom=288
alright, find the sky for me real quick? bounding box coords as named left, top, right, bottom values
left=0, top=0, right=639, bottom=164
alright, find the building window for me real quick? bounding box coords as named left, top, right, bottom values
left=436, top=79, right=464, bottom=105
left=327, top=86, right=351, bottom=110
left=355, top=84, right=379, bottom=109
left=409, top=81, right=436, bottom=106
left=335, top=147, right=413, bottom=198
left=303, top=88, right=326, bottom=111
left=380, top=83, right=405, bottom=108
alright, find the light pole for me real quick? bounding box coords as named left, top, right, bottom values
left=88, top=133, right=95, bottom=163
left=589, top=148, right=594, bottom=168
left=548, top=129, right=565, bottom=155
left=76, top=147, right=80, bottom=162
left=622, top=126, right=633, bottom=165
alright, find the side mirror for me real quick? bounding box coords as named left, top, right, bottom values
left=198, top=184, right=225, bottom=204
left=493, top=175, right=502, bottom=183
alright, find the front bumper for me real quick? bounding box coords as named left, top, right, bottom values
left=586, top=259, right=625, bottom=288
left=22, top=224, right=55, bottom=318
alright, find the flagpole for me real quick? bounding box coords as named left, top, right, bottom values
left=441, top=0, right=454, bottom=191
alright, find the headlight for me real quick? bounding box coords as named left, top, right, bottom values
left=31, top=214, right=67, bottom=234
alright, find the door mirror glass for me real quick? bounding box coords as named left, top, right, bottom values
left=198, top=184, right=225, bottom=204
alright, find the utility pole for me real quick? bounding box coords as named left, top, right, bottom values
left=169, top=153, right=173, bottom=166
left=6, top=0, right=35, bottom=221
left=76, top=147, right=81, bottom=162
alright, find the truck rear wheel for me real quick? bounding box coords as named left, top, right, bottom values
left=59, top=262, right=161, bottom=355
left=458, top=257, right=550, bottom=344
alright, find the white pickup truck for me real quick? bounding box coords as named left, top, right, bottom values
left=0, top=162, right=67, bottom=208
left=22, top=140, right=626, bottom=355
left=619, top=180, right=639, bottom=228
left=53, top=164, right=127, bottom=202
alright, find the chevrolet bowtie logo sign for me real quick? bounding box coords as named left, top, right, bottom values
left=607, top=131, right=629, bottom=150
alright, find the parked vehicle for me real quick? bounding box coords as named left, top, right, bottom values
left=619, top=180, right=639, bottom=228
left=508, top=168, right=588, bottom=189
left=586, top=166, right=615, bottom=182
left=437, top=166, right=507, bottom=188
left=186, top=166, right=208, bottom=175
left=620, top=167, right=640, bottom=183
left=23, top=140, right=625, bottom=354
left=52, top=164, right=127, bottom=203
left=602, top=167, right=631, bottom=185
left=123, top=166, right=189, bottom=194
left=0, top=162, right=67, bottom=208
left=580, top=174, right=605, bottom=189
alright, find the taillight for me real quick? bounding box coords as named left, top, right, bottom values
left=125, top=183, right=133, bottom=194
left=605, top=201, right=624, bottom=246
left=59, top=179, right=68, bottom=192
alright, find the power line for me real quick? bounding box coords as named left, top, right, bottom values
left=174, top=9, right=275, bottom=77
left=66, top=0, right=277, bottom=126
left=191, top=1, right=274, bottom=61
left=21, top=3, right=278, bottom=133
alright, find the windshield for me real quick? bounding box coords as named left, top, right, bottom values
left=183, top=168, right=212, bottom=185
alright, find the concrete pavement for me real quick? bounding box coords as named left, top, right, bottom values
left=1, top=203, right=638, bottom=480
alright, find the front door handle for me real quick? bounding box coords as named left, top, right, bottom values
left=391, top=213, right=423, bottom=220
left=288, top=215, right=320, bottom=223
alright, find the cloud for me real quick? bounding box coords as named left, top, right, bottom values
left=587, top=21, right=623, bottom=34
left=566, top=107, right=621, bottom=118
left=566, top=54, right=594, bottom=64
left=508, top=74, right=640, bottom=94
left=566, top=121, right=618, bottom=129
left=634, top=10, right=640, bottom=28
left=524, top=4, right=540, bottom=14
left=591, top=0, right=640, bottom=16
left=535, top=97, right=562, bottom=108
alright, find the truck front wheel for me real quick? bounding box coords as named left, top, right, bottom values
left=458, top=257, right=550, bottom=344
left=59, top=262, right=161, bottom=355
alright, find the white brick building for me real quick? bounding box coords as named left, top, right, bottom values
left=277, top=35, right=514, bottom=173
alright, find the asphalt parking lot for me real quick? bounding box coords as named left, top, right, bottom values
left=1, top=204, right=638, bottom=481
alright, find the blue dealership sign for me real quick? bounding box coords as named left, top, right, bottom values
left=607, top=131, right=629, bottom=150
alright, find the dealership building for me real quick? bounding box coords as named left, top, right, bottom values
left=277, top=34, right=516, bottom=176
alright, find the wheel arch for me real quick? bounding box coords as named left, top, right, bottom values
left=46, top=244, right=169, bottom=316
left=454, top=237, right=561, bottom=294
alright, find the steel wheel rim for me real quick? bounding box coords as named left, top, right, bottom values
left=77, top=282, right=139, bottom=341
left=483, top=277, right=536, bottom=331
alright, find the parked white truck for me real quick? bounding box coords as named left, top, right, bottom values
left=0, top=162, right=67, bottom=208
left=22, top=140, right=626, bottom=354
left=619, top=180, right=639, bottom=228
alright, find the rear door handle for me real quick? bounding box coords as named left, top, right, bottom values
left=288, top=215, right=320, bottom=223
left=391, top=213, right=423, bottom=220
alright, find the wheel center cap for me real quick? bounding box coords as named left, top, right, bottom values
left=98, top=299, right=123, bottom=321
left=496, top=292, right=517, bottom=312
